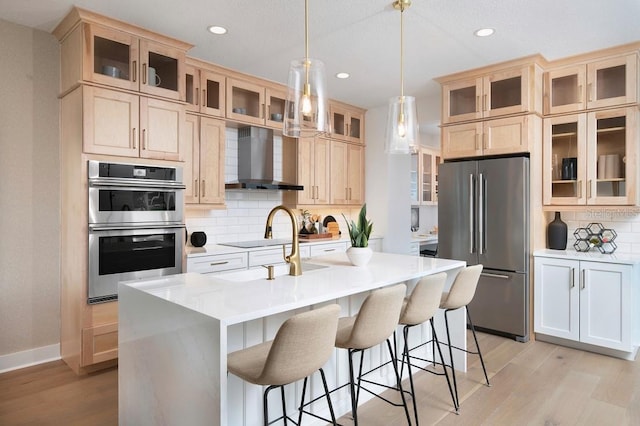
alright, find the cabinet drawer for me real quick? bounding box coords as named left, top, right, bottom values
left=310, top=242, right=347, bottom=257
left=82, top=322, right=118, bottom=366
left=187, top=252, right=248, bottom=274
left=249, top=245, right=311, bottom=267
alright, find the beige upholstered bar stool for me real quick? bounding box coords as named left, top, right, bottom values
left=227, top=304, right=340, bottom=426
left=398, top=272, right=458, bottom=424
left=334, top=284, right=412, bottom=426
left=438, top=264, right=490, bottom=409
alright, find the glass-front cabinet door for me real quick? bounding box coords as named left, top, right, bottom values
left=410, top=152, right=419, bottom=205
left=226, top=78, right=265, bottom=126
left=86, top=24, right=139, bottom=92
left=587, top=107, right=637, bottom=205
left=586, top=55, right=638, bottom=110
left=265, top=87, right=286, bottom=129
left=421, top=151, right=434, bottom=203
left=544, top=65, right=587, bottom=114
left=484, top=67, right=530, bottom=119
left=543, top=114, right=587, bottom=205
left=139, top=39, right=184, bottom=101
left=442, top=78, right=483, bottom=124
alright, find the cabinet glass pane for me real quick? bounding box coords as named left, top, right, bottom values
left=449, top=86, right=476, bottom=116
left=206, top=79, right=221, bottom=109
left=552, top=74, right=579, bottom=107
left=268, top=94, right=285, bottom=120
left=597, top=65, right=625, bottom=101
left=94, top=36, right=131, bottom=81
left=595, top=115, right=626, bottom=198
left=491, top=76, right=521, bottom=109
left=232, top=87, right=260, bottom=118
left=422, top=153, right=432, bottom=202
left=349, top=116, right=361, bottom=138
left=148, top=52, right=178, bottom=91
left=185, top=73, right=195, bottom=105
left=333, top=112, right=346, bottom=136
left=551, top=122, right=579, bottom=198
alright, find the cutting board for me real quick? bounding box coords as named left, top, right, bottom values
left=299, top=233, right=333, bottom=240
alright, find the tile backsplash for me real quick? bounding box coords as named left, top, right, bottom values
left=185, top=127, right=358, bottom=245
left=548, top=209, right=640, bottom=254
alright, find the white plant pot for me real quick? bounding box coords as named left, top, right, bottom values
left=346, top=246, right=373, bottom=267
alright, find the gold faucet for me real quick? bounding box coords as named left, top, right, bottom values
left=264, top=205, right=302, bottom=276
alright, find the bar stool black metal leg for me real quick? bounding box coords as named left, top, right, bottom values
left=430, top=318, right=458, bottom=413
left=467, top=308, right=490, bottom=387
left=355, top=350, right=365, bottom=408
left=347, top=349, right=359, bottom=425
left=387, top=338, right=412, bottom=425
left=263, top=385, right=275, bottom=426
left=444, top=309, right=459, bottom=409
left=280, top=385, right=287, bottom=425
left=297, top=377, right=309, bottom=425
left=403, top=325, right=419, bottom=425
left=319, top=368, right=338, bottom=425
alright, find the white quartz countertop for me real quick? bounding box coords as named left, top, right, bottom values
left=122, top=252, right=465, bottom=325
left=411, top=234, right=438, bottom=244
left=534, top=249, right=640, bottom=265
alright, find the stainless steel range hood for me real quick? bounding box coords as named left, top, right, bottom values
left=225, top=126, right=303, bottom=191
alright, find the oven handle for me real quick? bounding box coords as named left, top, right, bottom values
left=89, top=178, right=186, bottom=190
left=89, top=223, right=185, bottom=232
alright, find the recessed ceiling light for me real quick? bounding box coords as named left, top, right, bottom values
left=207, top=25, right=227, bottom=35
left=335, top=72, right=350, bottom=79
left=474, top=28, right=495, bottom=37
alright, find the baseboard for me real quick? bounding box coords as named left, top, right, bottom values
left=0, top=343, right=61, bottom=374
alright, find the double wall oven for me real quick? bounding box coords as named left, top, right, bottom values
left=88, top=161, right=185, bottom=304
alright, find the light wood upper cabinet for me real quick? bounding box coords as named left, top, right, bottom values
left=81, top=23, right=186, bottom=101
left=294, top=137, right=331, bottom=205
left=441, top=114, right=538, bottom=160
left=543, top=107, right=638, bottom=206
left=330, top=102, right=365, bottom=144
left=83, top=86, right=184, bottom=160
left=185, top=62, right=226, bottom=117
left=544, top=53, right=638, bottom=115
left=441, top=63, right=542, bottom=124
left=185, top=115, right=225, bottom=205
left=225, top=77, right=286, bottom=129
left=330, top=140, right=364, bottom=205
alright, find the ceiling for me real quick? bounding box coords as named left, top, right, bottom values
left=2, top=0, right=639, bottom=115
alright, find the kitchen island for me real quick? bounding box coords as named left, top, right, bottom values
left=119, top=252, right=466, bottom=425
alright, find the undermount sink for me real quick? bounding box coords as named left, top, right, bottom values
left=217, top=262, right=328, bottom=282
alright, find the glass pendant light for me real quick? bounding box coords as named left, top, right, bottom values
left=385, top=0, right=418, bottom=154
left=283, top=0, right=329, bottom=138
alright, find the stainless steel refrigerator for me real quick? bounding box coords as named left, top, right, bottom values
left=438, top=156, right=529, bottom=342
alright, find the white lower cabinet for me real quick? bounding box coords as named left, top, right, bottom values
left=534, top=255, right=634, bottom=353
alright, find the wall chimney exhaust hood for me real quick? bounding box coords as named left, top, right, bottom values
left=225, top=126, right=303, bottom=191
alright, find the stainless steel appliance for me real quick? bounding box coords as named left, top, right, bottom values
left=438, top=155, right=529, bottom=342
left=87, top=161, right=185, bottom=304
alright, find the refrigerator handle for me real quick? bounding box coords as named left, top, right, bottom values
left=469, top=173, right=475, bottom=254
left=478, top=173, right=485, bottom=255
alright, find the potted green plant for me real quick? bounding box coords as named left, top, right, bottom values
left=343, top=204, right=373, bottom=266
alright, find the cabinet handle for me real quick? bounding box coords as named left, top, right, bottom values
left=475, top=133, right=480, bottom=151
left=483, top=133, right=488, bottom=150
left=313, top=185, right=318, bottom=200
left=132, top=61, right=137, bottom=83
left=587, top=83, right=593, bottom=102
left=201, top=180, right=206, bottom=198
left=587, top=179, right=592, bottom=199
left=581, top=269, right=586, bottom=290
left=195, top=88, right=199, bottom=106
left=475, top=95, right=480, bottom=113
left=142, top=63, right=147, bottom=85
left=132, top=128, right=137, bottom=149
left=323, top=248, right=336, bottom=252
left=570, top=267, right=575, bottom=288
left=483, top=94, right=487, bottom=111
left=203, top=89, right=207, bottom=108
left=210, top=261, right=229, bottom=266
left=346, top=123, right=350, bottom=137
left=194, top=179, right=199, bottom=197
left=141, top=129, right=146, bottom=150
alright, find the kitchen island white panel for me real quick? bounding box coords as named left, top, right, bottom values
left=119, top=252, right=466, bottom=425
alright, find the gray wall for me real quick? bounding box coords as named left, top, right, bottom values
left=0, top=19, right=60, bottom=355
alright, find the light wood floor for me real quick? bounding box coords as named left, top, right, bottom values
left=1, top=332, right=639, bottom=425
